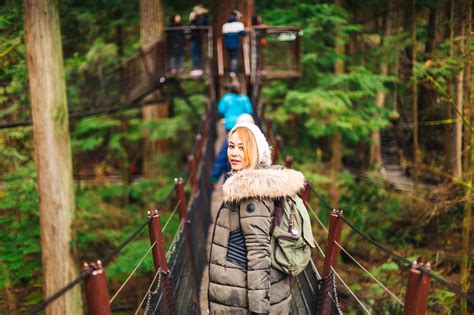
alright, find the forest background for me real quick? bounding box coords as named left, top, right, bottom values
left=0, top=0, right=472, bottom=313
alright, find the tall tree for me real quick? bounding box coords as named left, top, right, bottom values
left=140, top=0, right=167, bottom=178
left=460, top=1, right=472, bottom=313
left=453, top=0, right=464, bottom=178
left=411, top=0, right=420, bottom=189
left=23, top=0, right=82, bottom=313
left=329, top=0, right=345, bottom=209
left=370, top=0, right=392, bottom=167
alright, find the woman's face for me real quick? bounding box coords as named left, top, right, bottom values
left=228, top=132, right=246, bottom=171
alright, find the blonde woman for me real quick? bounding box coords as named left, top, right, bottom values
left=208, top=122, right=305, bottom=314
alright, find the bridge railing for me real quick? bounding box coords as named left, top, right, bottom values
left=265, top=117, right=474, bottom=314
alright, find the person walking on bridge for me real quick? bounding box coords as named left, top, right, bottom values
left=208, top=122, right=305, bottom=314
left=222, top=10, right=247, bottom=74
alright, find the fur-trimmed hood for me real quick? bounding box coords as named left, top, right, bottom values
left=222, top=166, right=305, bottom=202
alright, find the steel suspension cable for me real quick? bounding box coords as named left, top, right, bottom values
left=331, top=267, right=371, bottom=314
left=306, top=203, right=329, bottom=234
left=100, top=187, right=175, bottom=267
left=309, top=184, right=474, bottom=305
left=109, top=241, right=157, bottom=304
left=27, top=186, right=175, bottom=314
left=334, top=240, right=404, bottom=306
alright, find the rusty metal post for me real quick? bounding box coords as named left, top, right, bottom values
left=84, top=261, right=111, bottom=315
left=195, top=134, right=203, bottom=165
left=187, top=155, right=197, bottom=195
left=322, top=210, right=343, bottom=277
left=301, top=180, right=311, bottom=207
left=175, top=178, right=201, bottom=313
left=285, top=155, right=293, bottom=168
left=148, top=210, right=174, bottom=314
left=403, top=262, right=431, bottom=315
left=175, top=178, right=188, bottom=221
left=273, top=135, right=282, bottom=163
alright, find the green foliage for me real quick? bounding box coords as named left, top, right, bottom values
left=0, top=163, right=41, bottom=287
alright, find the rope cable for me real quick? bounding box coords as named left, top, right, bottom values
left=331, top=267, right=371, bottom=314
left=161, top=201, right=180, bottom=233
left=306, top=203, right=329, bottom=234
left=334, top=240, right=404, bottom=306
left=310, top=184, right=474, bottom=305
left=109, top=241, right=157, bottom=304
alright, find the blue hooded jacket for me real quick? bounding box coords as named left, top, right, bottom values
left=222, top=15, right=246, bottom=50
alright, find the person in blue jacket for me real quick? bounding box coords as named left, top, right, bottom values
left=212, top=81, right=253, bottom=184
left=222, top=10, right=247, bottom=74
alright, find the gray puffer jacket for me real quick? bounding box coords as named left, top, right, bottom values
left=208, top=166, right=305, bottom=314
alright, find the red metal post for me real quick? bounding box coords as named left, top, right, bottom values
left=403, top=262, right=431, bottom=315
left=301, top=180, right=311, bottom=207
left=175, top=178, right=188, bottom=221
left=147, top=210, right=174, bottom=315
left=322, top=210, right=343, bottom=277
left=148, top=211, right=168, bottom=273
left=187, top=155, right=197, bottom=195
left=284, top=155, right=293, bottom=168
left=273, top=135, right=282, bottom=163
left=265, top=119, right=273, bottom=143
left=84, top=261, right=111, bottom=315
left=195, top=134, right=203, bottom=165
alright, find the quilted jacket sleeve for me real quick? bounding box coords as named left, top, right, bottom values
left=239, top=199, right=272, bottom=314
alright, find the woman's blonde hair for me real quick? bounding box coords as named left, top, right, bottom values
left=230, top=127, right=258, bottom=169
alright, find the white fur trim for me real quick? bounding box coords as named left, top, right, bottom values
left=222, top=168, right=305, bottom=202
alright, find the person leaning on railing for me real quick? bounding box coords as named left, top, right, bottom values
left=208, top=122, right=305, bottom=314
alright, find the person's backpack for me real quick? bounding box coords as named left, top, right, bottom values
left=270, top=195, right=315, bottom=276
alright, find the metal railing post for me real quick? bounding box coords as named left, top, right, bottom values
left=284, top=155, right=293, bottom=168
left=187, top=155, right=197, bottom=195
left=301, top=180, right=311, bottom=207
left=273, top=135, right=282, bottom=163
left=322, top=210, right=343, bottom=277
left=148, top=210, right=174, bottom=315
left=84, top=261, right=111, bottom=315
left=403, top=262, right=431, bottom=315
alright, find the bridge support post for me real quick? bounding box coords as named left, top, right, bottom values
left=84, top=261, right=111, bottom=315
left=175, top=178, right=201, bottom=313
left=403, top=262, right=431, bottom=315
left=301, top=180, right=311, bottom=207
left=322, top=210, right=343, bottom=277
left=284, top=155, right=293, bottom=169
left=148, top=210, right=174, bottom=315
left=187, top=155, right=198, bottom=195
left=195, top=134, right=203, bottom=165
left=272, top=135, right=282, bottom=163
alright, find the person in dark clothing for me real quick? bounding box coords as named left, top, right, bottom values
left=167, top=14, right=185, bottom=74
left=222, top=10, right=247, bottom=74
left=189, top=5, right=209, bottom=76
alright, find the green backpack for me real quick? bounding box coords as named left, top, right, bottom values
left=270, top=195, right=315, bottom=276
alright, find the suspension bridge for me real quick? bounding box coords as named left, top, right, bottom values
left=2, top=24, right=471, bottom=314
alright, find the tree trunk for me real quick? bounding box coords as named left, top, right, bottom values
left=370, top=0, right=392, bottom=167
left=411, top=0, right=419, bottom=189
left=1, top=259, right=17, bottom=312
left=445, top=0, right=456, bottom=174
left=23, top=0, right=83, bottom=313
left=140, top=0, right=168, bottom=179
left=460, top=1, right=472, bottom=313
left=329, top=0, right=345, bottom=209
left=453, top=0, right=465, bottom=179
